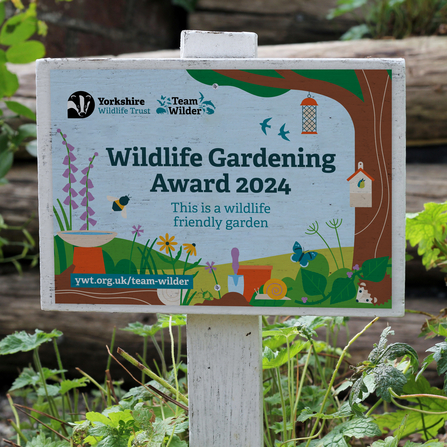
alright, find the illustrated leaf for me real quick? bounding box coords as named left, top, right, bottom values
left=0, top=329, right=63, bottom=354
left=187, top=69, right=290, bottom=98
left=373, top=364, right=407, bottom=402
left=5, top=100, right=36, bottom=120
left=301, top=269, right=327, bottom=296
left=361, top=256, right=389, bottom=282
left=330, top=277, right=357, bottom=304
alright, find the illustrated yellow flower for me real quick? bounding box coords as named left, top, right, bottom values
left=183, top=242, right=197, bottom=256
left=157, top=233, right=177, bottom=254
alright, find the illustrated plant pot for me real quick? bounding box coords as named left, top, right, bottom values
left=57, top=231, right=116, bottom=274
left=237, top=265, right=273, bottom=302
left=228, top=274, right=244, bottom=295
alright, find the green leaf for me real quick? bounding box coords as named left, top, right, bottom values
left=6, top=40, right=45, bottom=64
left=120, top=321, right=160, bottom=337
left=378, top=342, right=419, bottom=373
left=262, top=339, right=309, bottom=369
left=341, top=24, right=371, bottom=40
left=37, top=384, right=61, bottom=396
left=25, top=432, right=70, bottom=447
left=374, top=375, right=447, bottom=441
left=406, top=203, right=447, bottom=270
left=0, top=329, right=63, bottom=354
left=0, top=150, right=13, bottom=179
left=373, top=364, right=407, bottom=402
left=330, top=277, right=357, bottom=304
left=0, top=4, right=4, bottom=25
left=0, top=63, right=19, bottom=97
left=318, top=417, right=381, bottom=446
left=5, top=100, right=36, bottom=120
left=10, top=367, right=66, bottom=391
left=361, top=256, right=389, bottom=282
left=0, top=49, right=6, bottom=64
left=156, top=313, right=187, bottom=328
left=25, top=139, right=37, bottom=157
left=0, top=14, right=36, bottom=46
left=301, top=269, right=327, bottom=296
left=426, top=341, right=447, bottom=376
left=369, top=326, right=394, bottom=364
left=60, top=377, right=89, bottom=394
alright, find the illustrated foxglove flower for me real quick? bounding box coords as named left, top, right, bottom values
left=79, top=152, right=98, bottom=230
left=58, top=129, right=78, bottom=229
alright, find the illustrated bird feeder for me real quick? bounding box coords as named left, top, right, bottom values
left=301, top=93, right=318, bottom=134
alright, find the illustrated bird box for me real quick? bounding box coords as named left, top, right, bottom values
left=301, top=93, right=318, bottom=134
left=346, top=161, right=374, bottom=207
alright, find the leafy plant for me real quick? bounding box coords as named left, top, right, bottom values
left=406, top=202, right=447, bottom=280
left=0, top=0, right=69, bottom=271
left=327, top=0, right=447, bottom=40
left=3, top=311, right=447, bottom=446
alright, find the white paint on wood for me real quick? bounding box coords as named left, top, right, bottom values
left=187, top=314, right=263, bottom=447
left=180, top=30, right=258, bottom=58
left=183, top=30, right=263, bottom=447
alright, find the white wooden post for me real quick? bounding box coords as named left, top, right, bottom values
left=183, top=31, right=264, bottom=447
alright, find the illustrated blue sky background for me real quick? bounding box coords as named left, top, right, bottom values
left=51, top=69, right=355, bottom=264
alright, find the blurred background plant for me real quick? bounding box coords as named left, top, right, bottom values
left=327, top=0, right=447, bottom=40
left=0, top=0, right=72, bottom=271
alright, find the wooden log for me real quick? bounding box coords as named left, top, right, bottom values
left=189, top=0, right=356, bottom=45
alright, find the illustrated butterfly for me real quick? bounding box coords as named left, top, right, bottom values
left=291, top=242, right=318, bottom=268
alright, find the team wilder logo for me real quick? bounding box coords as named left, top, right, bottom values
left=67, top=91, right=95, bottom=118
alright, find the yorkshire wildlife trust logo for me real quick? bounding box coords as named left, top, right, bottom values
left=156, top=92, right=215, bottom=116
left=67, top=91, right=95, bottom=118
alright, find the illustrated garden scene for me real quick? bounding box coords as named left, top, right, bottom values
left=2, top=0, right=447, bottom=446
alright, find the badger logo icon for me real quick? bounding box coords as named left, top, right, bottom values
left=67, top=91, right=95, bottom=118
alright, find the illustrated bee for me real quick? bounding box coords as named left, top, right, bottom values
left=107, top=195, right=130, bottom=218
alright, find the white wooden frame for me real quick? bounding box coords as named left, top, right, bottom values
left=37, top=51, right=405, bottom=317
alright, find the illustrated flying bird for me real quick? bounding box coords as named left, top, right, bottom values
left=260, top=117, right=272, bottom=135
left=278, top=124, right=290, bottom=141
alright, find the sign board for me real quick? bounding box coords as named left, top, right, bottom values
left=37, top=58, right=405, bottom=316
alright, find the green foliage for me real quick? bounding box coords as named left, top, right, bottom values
left=0, top=329, right=62, bottom=354
left=0, top=0, right=49, bottom=271
left=327, top=0, right=447, bottom=39
left=4, top=312, right=447, bottom=447
left=406, top=202, right=447, bottom=274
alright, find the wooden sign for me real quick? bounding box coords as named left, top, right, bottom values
left=37, top=58, right=405, bottom=316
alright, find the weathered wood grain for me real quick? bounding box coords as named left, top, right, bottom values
left=7, top=37, right=447, bottom=145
